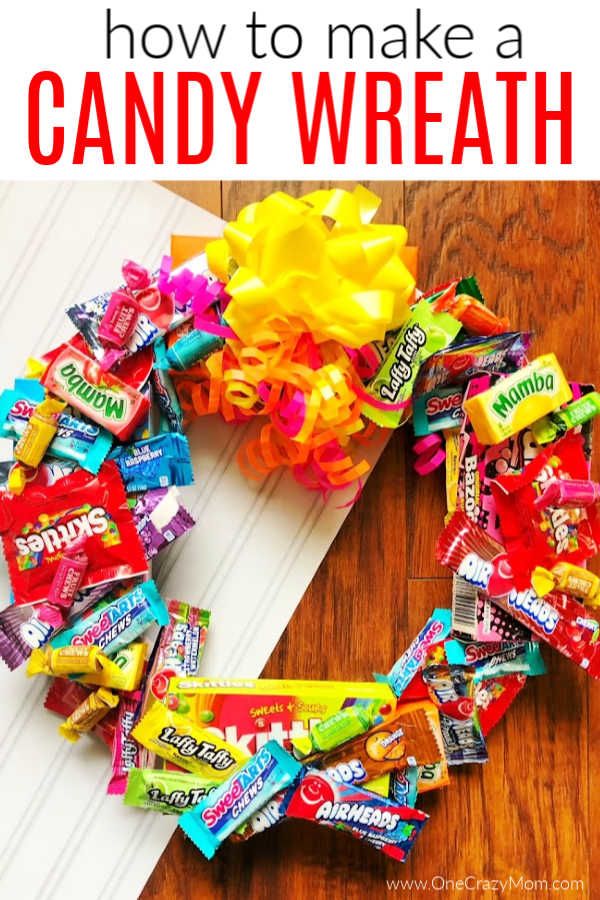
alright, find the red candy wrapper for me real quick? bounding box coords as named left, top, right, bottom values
left=108, top=692, right=142, bottom=794
left=0, top=462, right=148, bottom=606
left=492, top=433, right=600, bottom=589
left=475, top=674, right=527, bottom=736
left=44, top=678, right=117, bottom=747
left=284, top=769, right=428, bottom=862
left=437, top=513, right=600, bottom=676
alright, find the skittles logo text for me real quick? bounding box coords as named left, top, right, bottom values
left=201, top=746, right=272, bottom=828
left=15, top=506, right=109, bottom=556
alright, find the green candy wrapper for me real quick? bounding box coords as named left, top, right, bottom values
left=124, top=768, right=220, bottom=813
left=363, top=300, right=462, bottom=428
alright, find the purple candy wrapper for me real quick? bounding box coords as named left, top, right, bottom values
left=133, top=488, right=195, bottom=559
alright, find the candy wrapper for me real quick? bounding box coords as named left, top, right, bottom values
left=492, top=432, right=600, bottom=588
left=444, top=640, right=545, bottom=681
left=112, top=434, right=194, bottom=492
left=376, top=609, right=452, bottom=699
left=0, top=379, right=113, bottom=473
left=124, top=768, right=221, bottom=813
left=44, top=678, right=117, bottom=747
left=414, top=331, right=532, bottom=397
left=59, top=686, right=120, bottom=742
left=475, top=674, right=527, bottom=736
left=363, top=300, right=461, bottom=428
left=66, top=256, right=221, bottom=370
left=284, top=769, right=428, bottom=862
left=303, top=701, right=444, bottom=784
left=133, top=488, right=196, bottom=560
left=51, top=580, right=169, bottom=654
left=0, top=462, right=148, bottom=606
left=41, top=343, right=151, bottom=441
left=166, top=677, right=395, bottom=757
left=451, top=575, right=531, bottom=643
left=421, top=665, right=487, bottom=765
left=180, top=741, right=302, bottom=859
left=437, top=512, right=600, bottom=676
left=108, top=693, right=143, bottom=794
left=132, top=702, right=248, bottom=777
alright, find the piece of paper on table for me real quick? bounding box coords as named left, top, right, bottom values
left=0, top=182, right=387, bottom=900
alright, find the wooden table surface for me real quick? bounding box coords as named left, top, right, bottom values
left=144, top=182, right=599, bottom=899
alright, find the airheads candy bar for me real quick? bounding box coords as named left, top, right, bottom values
left=132, top=702, right=248, bottom=778
left=0, top=379, right=113, bottom=474
left=179, top=741, right=302, bottom=859
left=0, top=462, right=148, bottom=606
left=463, top=353, right=572, bottom=445
left=41, top=343, right=150, bottom=441
left=376, top=609, right=452, bottom=699
left=166, top=677, right=396, bottom=756
left=284, top=769, right=428, bottom=862
left=437, top=512, right=600, bottom=676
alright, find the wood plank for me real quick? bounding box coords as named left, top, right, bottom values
left=144, top=181, right=595, bottom=900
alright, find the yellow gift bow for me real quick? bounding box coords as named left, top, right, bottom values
left=206, top=185, right=416, bottom=349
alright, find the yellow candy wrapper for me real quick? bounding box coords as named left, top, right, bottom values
left=59, top=687, right=119, bottom=743
left=132, top=703, right=248, bottom=779
left=28, top=644, right=105, bottom=677
left=76, top=642, right=146, bottom=692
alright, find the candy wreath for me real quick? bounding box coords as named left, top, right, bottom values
left=1, top=184, right=599, bottom=862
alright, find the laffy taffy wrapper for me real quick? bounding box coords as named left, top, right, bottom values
left=124, top=768, right=221, bottom=813
left=302, top=701, right=444, bottom=784
left=492, top=432, right=600, bottom=589
left=165, top=676, right=396, bottom=757
left=0, top=461, right=148, bottom=606
left=132, top=702, right=248, bottom=778
left=284, top=769, right=428, bottom=862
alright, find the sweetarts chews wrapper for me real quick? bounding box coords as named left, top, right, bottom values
left=50, top=580, right=169, bottom=655
left=375, top=609, right=452, bottom=698
left=0, top=462, right=148, bottom=606
left=284, top=769, right=428, bottom=862
left=179, top=741, right=302, bottom=859
left=0, top=379, right=113, bottom=473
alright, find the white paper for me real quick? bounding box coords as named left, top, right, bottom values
left=0, top=182, right=385, bottom=899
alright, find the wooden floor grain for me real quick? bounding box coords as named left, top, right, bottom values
left=145, top=182, right=599, bottom=899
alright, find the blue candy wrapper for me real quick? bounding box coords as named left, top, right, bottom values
left=0, top=379, right=113, bottom=473
left=179, top=741, right=302, bottom=859
left=444, top=639, right=546, bottom=681
left=375, top=609, right=452, bottom=698
left=112, top=433, right=194, bottom=492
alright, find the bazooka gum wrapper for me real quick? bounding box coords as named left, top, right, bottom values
left=0, top=379, right=113, bottom=474
left=375, top=609, right=452, bottom=699
left=179, top=741, right=302, bottom=859
left=363, top=300, right=461, bottom=428
left=132, top=702, right=248, bottom=778
left=0, top=462, right=148, bottom=607
left=283, top=769, right=428, bottom=862
left=51, top=580, right=169, bottom=655
left=124, top=767, right=221, bottom=813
